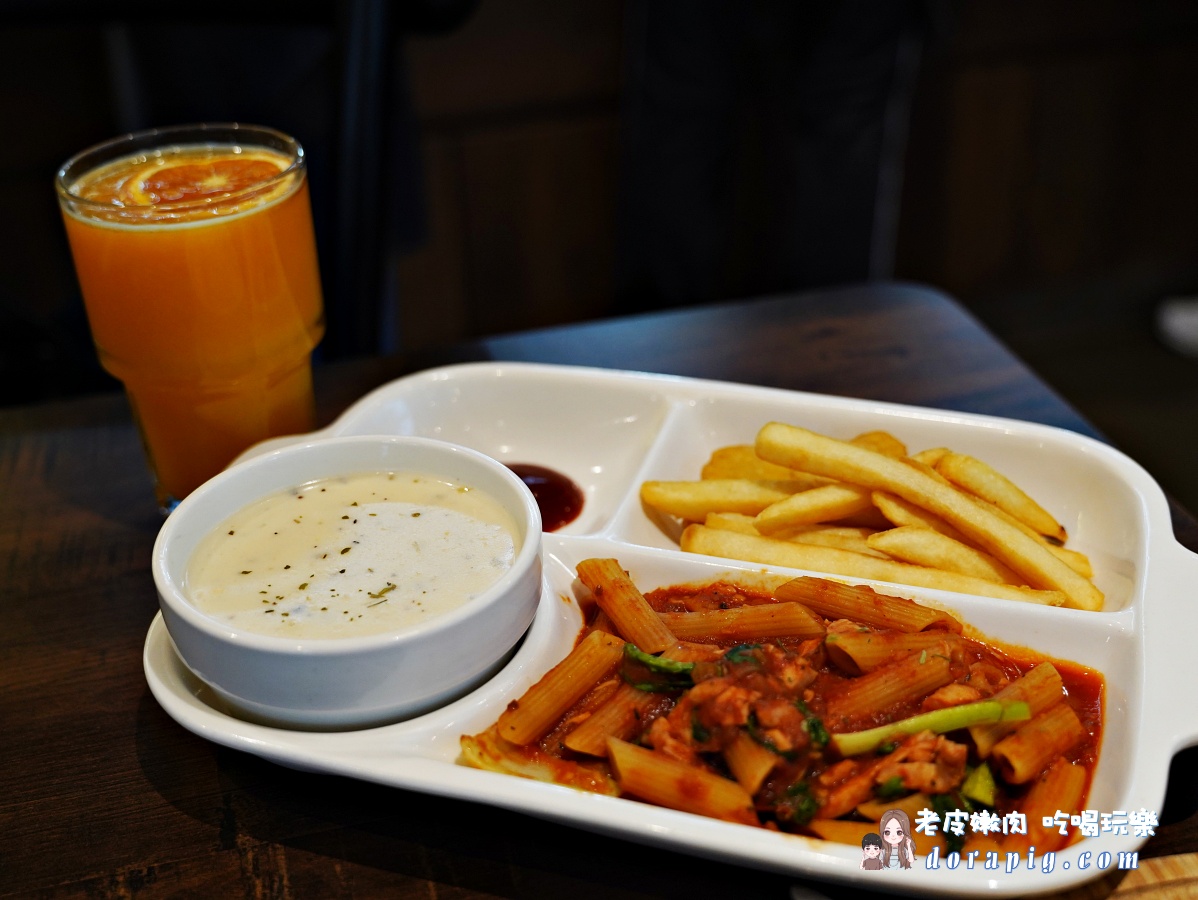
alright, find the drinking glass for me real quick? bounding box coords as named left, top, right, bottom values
left=56, top=123, right=325, bottom=512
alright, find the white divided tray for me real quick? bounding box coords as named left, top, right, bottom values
left=144, top=362, right=1198, bottom=897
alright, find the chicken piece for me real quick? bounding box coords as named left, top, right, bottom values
left=817, top=756, right=889, bottom=818
left=694, top=680, right=757, bottom=729
left=751, top=698, right=808, bottom=754
left=826, top=618, right=871, bottom=635
left=875, top=731, right=968, bottom=795
left=966, top=660, right=1010, bottom=695
left=646, top=714, right=703, bottom=765
left=920, top=682, right=983, bottom=712
left=759, top=644, right=819, bottom=694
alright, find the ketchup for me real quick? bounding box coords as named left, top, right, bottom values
left=507, top=464, right=584, bottom=531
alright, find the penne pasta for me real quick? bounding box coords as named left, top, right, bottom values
left=587, top=608, right=618, bottom=637
left=606, top=737, right=759, bottom=826
left=856, top=791, right=932, bottom=824
left=563, top=644, right=697, bottom=757
left=463, top=561, right=1104, bottom=857
left=460, top=725, right=619, bottom=794
left=969, top=662, right=1065, bottom=757
left=774, top=576, right=962, bottom=634
left=496, top=629, right=625, bottom=745
left=825, top=629, right=964, bottom=675
left=657, top=602, right=825, bottom=642
left=991, top=701, right=1086, bottom=784
left=1006, top=757, right=1088, bottom=852
left=562, top=681, right=668, bottom=757
left=824, top=650, right=954, bottom=727
left=576, top=558, right=676, bottom=653
left=723, top=730, right=782, bottom=796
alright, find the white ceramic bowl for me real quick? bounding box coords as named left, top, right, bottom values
left=152, top=435, right=543, bottom=730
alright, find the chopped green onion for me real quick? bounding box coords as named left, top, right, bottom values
left=961, top=762, right=998, bottom=807
left=621, top=643, right=694, bottom=692
left=829, top=700, right=1030, bottom=757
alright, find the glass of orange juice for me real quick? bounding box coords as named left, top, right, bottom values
left=56, top=123, right=325, bottom=513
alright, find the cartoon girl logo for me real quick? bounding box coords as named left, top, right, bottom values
left=878, top=808, right=917, bottom=869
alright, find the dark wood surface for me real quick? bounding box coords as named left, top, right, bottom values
left=3, top=282, right=1196, bottom=899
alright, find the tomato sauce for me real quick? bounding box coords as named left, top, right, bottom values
left=470, top=576, right=1106, bottom=848
left=507, top=464, right=584, bottom=531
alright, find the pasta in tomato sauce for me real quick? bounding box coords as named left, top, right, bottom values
left=460, top=560, right=1103, bottom=854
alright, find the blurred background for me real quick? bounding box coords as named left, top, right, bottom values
left=3, top=0, right=1198, bottom=511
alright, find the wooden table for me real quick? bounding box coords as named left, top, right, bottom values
left=4, top=283, right=1196, bottom=899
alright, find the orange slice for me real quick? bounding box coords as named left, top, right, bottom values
left=124, top=152, right=287, bottom=205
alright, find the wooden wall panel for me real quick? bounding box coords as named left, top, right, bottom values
left=395, top=135, right=470, bottom=349
left=939, top=64, right=1036, bottom=291
left=896, top=1, right=1198, bottom=316
left=394, top=0, right=625, bottom=351
left=457, top=114, right=620, bottom=335
left=405, top=0, right=624, bottom=122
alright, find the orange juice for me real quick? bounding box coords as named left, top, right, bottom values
left=57, top=125, right=324, bottom=510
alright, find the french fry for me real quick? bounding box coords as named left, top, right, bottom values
left=754, top=423, right=1103, bottom=611
left=783, top=526, right=885, bottom=557
left=911, top=447, right=950, bottom=467
left=866, top=525, right=1021, bottom=585
left=875, top=491, right=1092, bottom=576
left=849, top=430, right=907, bottom=458
left=751, top=432, right=909, bottom=535
left=700, top=445, right=828, bottom=485
left=640, top=479, right=815, bottom=521
left=935, top=451, right=1067, bottom=543
left=974, top=498, right=1094, bottom=577
left=682, top=524, right=1067, bottom=606
left=704, top=514, right=885, bottom=557
left=832, top=506, right=894, bottom=530
left=753, top=483, right=875, bottom=535
left=703, top=511, right=764, bottom=535
left=902, top=456, right=954, bottom=485
left=872, top=491, right=968, bottom=542
left=1047, top=544, right=1093, bottom=580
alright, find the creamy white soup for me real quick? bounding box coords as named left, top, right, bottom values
left=186, top=471, right=520, bottom=638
